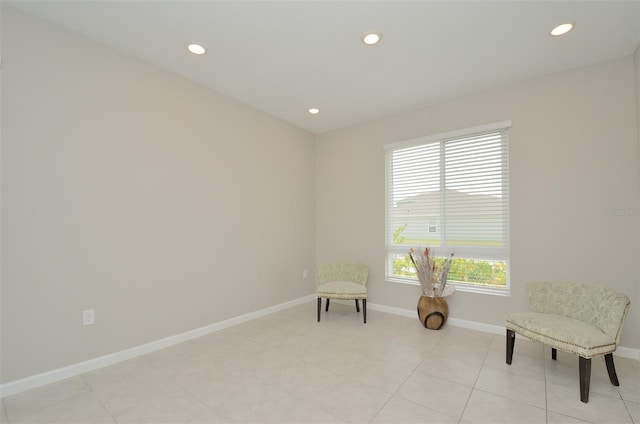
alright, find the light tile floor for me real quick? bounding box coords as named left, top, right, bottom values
left=2, top=301, right=639, bottom=423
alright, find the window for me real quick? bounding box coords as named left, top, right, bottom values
left=428, top=220, right=437, bottom=233
left=384, top=121, right=510, bottom=293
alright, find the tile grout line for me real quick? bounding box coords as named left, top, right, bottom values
left=79, top=374, right=118, bottom=424
left=455, top=337, right=494, bottom=423
left=544, top=347, right=549, bottom=424
left=366, top=352, right=424, bottom=423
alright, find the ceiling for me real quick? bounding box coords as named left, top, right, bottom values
left=7, top=1, right=640, bottom=134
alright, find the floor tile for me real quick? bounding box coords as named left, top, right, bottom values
left=416, top=352, right=482, bottom=387
left=616, top=357, right=640, bottom=403
left=3, top=376, right=90, bottom=422
left=460, top=389, right=546, bottom=424
left=625, top=401, right=639, bottom=424
left=360, top=338, right=430, bottom=369
left=546, top=411, right=592, bottom=423
left=474, top=366, right=546, bottom=408
left=546, top=381, right=633, bottom=423
left=431, top=340, right=490, bottom=365
left=372, top=396, right=458, bottom=423
left=212, top=381, right=305, bottom=423
left=8, top=392, right=115, bottom=424
left=111, top=389, right=224, bottom=423
left=180, top=364, right=264, bottom=410
left=260, top=362, right=337, bottom=401
left=238, top=320, right=314, bottom=347
left=311, top=375, right=392, bottom=423
left=301, top=341, right=367, bottom=375
left=388, top=325, right=442, bottom=353
left=278, top=400, right=345, bottom=424
left=620, top=386, right=640, bottom=404
left=0, top=400, right=7, bottom=423
left=396, top=370, right=472, bottom=419
left=344, top=355, right=416, bottom=393
left=483, top=348, right=546, bottom=382
left=274, top=335, right=334, bottom=363
left=145, top=340, right=260, bottom=384
left=87, top=365, right=177, bottom=417
left=444, top=326, right=494, bottom=348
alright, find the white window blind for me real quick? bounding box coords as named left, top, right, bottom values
left=385, top=122, right=510, bottom=291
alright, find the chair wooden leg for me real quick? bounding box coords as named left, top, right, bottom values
left=317, top=298, right=321, bottom=322
left=325, top=298, right=330, bottom=312
left=579, top=356, right=591, bottom=403
left=506, top=329, right=515, bottom=365
left=552, top=348, right=557, bottom=360
left=355, top=299, right=360, bottom=313
left=604, top=353, right=620, bottom=386
left=363, top=299, right=367, bottom=324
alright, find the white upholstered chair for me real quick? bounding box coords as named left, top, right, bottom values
left=316, top=261, right=369, bottom=323
left=506, top=282, right=630, bottom=403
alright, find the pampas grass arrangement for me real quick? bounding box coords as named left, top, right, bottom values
left=409, top=247, right=455, bottom=297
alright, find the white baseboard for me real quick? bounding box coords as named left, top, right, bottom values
left=367, top=302, right=640, bottom=361
left=3, top=295, right=637, bottom=398
left=615, top=346, right=640, bottom=360
left=0, top=294, right=316, bottom=398
left=367, top=302, right=504, bottom=335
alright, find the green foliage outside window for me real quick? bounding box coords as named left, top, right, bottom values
left=391, top=225, right=507, bottom=287
left=392, top=255, right=506, bottom=287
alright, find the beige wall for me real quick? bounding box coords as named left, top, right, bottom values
left=317, top=56, right=640, bottom=349
left=635, top=43, right=640, bottom=345
left=1, top=7, right=316, bottom=383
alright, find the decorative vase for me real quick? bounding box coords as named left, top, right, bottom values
left=417, top=295, right=449, bottom=330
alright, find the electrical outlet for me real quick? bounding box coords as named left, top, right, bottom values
left=82, top=309, right=95, bottom=326
left=303, top=269, right=308, bottom=279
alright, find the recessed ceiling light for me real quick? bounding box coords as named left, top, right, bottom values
left=308, top=108, right=320, bottom=114
left=550, top=23, right=574, bottom=36
left=361, top=31, right=382, bottom=46
left=187, top=43, right=206, bottom=55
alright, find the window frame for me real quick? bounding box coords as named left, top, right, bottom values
left=384, top=121, right=511, bottom=295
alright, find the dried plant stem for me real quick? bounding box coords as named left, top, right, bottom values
left=409, top=248, right=454, bottom=298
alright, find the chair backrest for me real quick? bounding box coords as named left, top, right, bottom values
left=317, top=261, right=369, bottom=286
left=526, top=281, right=630, bottom=344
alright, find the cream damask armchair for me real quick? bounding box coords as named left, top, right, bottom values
left=316, top=261, right=369, bottom=323
left=506, top=282, right=630, bottom=403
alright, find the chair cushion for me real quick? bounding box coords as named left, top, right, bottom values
left=317, top=281, right=367, bottom=300
left=506, top=312, right=616, bottom=358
